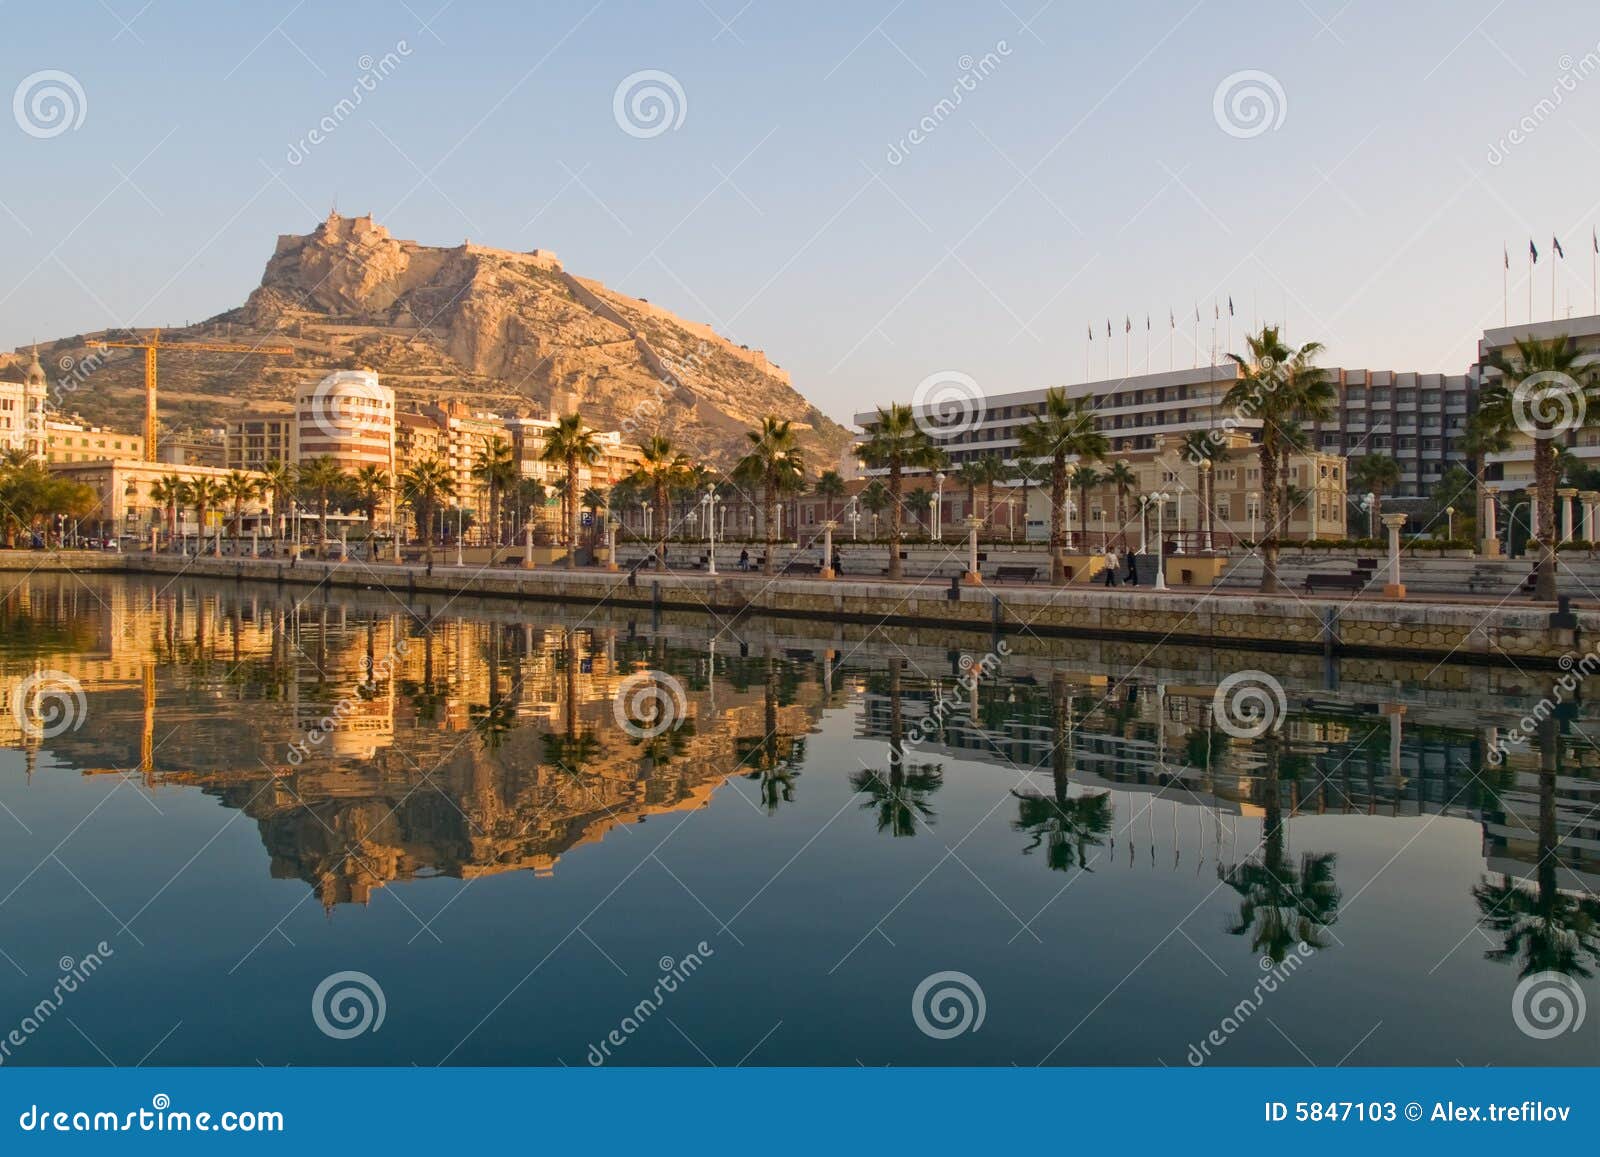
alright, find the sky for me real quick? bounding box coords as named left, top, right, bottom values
left=5, top=0, right=1600, bottom=427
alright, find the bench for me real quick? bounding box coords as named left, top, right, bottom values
left=1303, top=571, right=1369, bottom=593
left=994, top=565, right=1041, bottom=583
left=783, top=561, right=822, bottom=576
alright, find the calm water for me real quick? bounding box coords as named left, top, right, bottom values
left=0, top=573, right=1596, bottom=1067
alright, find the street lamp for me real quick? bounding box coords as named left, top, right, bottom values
left=1151, top=491, right=1170, bottom=590
left=1137, top=495, right=1149, bottom=555
left=703, top=484, right=720, bottom=574
left=933, top=471, right=946, bottom=542
left=848, top=498, right=860, bottom=541
left=455, top=507, right=464, bottom=567
left=1445, top=505, right=1456, bottom=541
left=1248, top=490, right=1259, bottom=546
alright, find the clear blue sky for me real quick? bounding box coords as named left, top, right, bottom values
left=5, top=0, right=1599, bottom=424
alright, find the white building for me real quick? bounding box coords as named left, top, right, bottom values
left=0, top=349, right=49, bottom=461
left=291, top=370, right=396, bottom=475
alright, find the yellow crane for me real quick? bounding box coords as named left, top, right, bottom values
left=95, top=329, right=294, bottom=462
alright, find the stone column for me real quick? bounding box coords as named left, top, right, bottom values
left=821, top=520, right=837, bottom=580
left=1481, top=490, right=1499, bottom=557
left=251, top=525, right=259, bottom=559
left=523, top=515, right=536, bottom=569
left=605, top=518, right=619, bottom=572
left=1382, top=513, right=1407, bottom=598
left=1557, top=488, right=1579, bottom=542
left=962, top=516, right=983, bottom=585
left=1581, top=491, right=1600, bottom=542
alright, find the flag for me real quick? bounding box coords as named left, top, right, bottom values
left=1106, top=319, right=1112, bottom=337
left=1169, top=309, right=1175, bottom=328
left=1228, top=296, right=1234, bottom=316
left=1504, top=244, right=1509, bottom=270
left=1087, top=324, right=1093, bottom=342
left=1214, top=302, right=1220, bottom=320
left=1554, top=235, right=1566, bottom=259
left=1194, top=304, right=1200, bottom=322
left=1124, top=316, right=1131, bottom=333
left=1531, top=239, right=1540, bottom=263
left=1146, top=314, right=1150, bottom=331
left=1593, top=227, right=1597, bottom=253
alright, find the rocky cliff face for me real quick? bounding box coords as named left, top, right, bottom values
left=39, top=214, right=851, bottom=468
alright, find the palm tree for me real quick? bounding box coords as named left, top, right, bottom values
left=581, top=486, right=608, bottom=550
left=1474, top=336, right=1597, bottom=600
left=540, top=414, right=601, bottom=570
left=628, top=434, right=689, bottom=572
left=814, top=469, right=847, bottom=524
left=1070, top=463, right=1101, bottom=549
left=1013, top=678, right=1112, bottom=871
left=735, top=416, right=806, bottom=576
left=399, top=457, right=456, bottom=567
left=190, top=477, right=227, bottom=556
left=1223, top=327, right=1335, bottom=592
left=1351, top=452, right=1401, bottom=536
left=513, top=475, right=547, bottom=547
left=847, top=660, right=942, bottom=836
left=954, top=460, right=986, bottom=533
left=471, top=437, right=518, bottom=551
left=1462, top=417, right=1512, bottom=555
left=1019, top=389, right=1108, bottom=584
left=1103, top=459, right=1138, bottom=551
left=1178, top=430, right=1228, bottom=551
left=905, top=486, right=933, bottom=534
left=858, top=404, right=941, bottom=579
left=350, top=464, right=390, bottom=548
left=859, top=479, right=890, bottom=539
left=220, top=471, right=260, bottom=541
left=296, top=455, right=346, bottom=544
left=148, top=474, right=187, bottom=550
left=259, top=459, right=296, bottom=542
left=970, top=452, right=1007, bottom=533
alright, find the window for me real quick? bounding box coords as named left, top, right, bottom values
left=1371, top=388, right=1390, bottom=404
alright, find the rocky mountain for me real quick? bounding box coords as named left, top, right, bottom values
left=22, top=213, right=852, bottom=469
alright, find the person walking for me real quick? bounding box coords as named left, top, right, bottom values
left=1124, top=550, right=1139, bottom=586
left=1103, top=547, right=1119, bottom=587
left=739, top=548, right=750, bottom=572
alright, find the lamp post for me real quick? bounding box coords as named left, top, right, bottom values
left=1366, top=491, right=1378, bottom=540
left=704, top=485, right=719, bottom=574
left=849, top=499, right=860, bottom=541
left=1151, top=491, right=1169, bottom=590
left=1199, top=459, right=1213, bottom=553
left=1137, top=495, right=1149, bottom=554
left=455, top=507, right=464, bottom=567
left=1248, top=491, right=1259, bottom=545
left=933, top=471, right=945, bottom=542
left=1445, top=505, right=1456, bottom=541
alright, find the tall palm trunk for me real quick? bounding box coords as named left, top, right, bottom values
left=565, top=454, right=580, bottom=570
left=1049, top=456, right=1067, bottom=585
left=984, top=480, right=996, bottom=533
left=1259, top=444, right=1281, bottom=592
left=763, top=484, right=778, bottom=575
left=887, top=464, right=904, bottom=580
left=1534, top=441, right=1558, bottom=600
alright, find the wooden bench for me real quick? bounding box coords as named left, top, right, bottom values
left=1303, top=571, right=1368, bottom=593
left=994, top=565, right=1041, bottom=583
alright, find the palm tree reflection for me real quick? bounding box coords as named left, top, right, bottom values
left=1472, top=714, right=1600, bottom=979
left=849, top=659, right=942, bottom=836
left=1221, top=731, right=1341, bottom=963
left=1013, top=674, right=1112, bottom=871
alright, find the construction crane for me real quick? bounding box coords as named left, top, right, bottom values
left=95, top=328, right=294, bottom=462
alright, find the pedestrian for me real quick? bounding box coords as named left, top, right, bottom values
left=832, top=549, right=843, bottom=575
left=1125, top=551, right=1139, bottom=586
left=1103, top=547, right=1119, bottom=586
left=739, top=548, right=750, bottom=572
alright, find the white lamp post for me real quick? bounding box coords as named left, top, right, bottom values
left=1151, top=491, right=1169, bottom=590
left=455, top=507, right=464, bottom=567
left=1248, top=491, right=1259, bottom=546
left=933, top=471, right=946, bottom=542
left=704, top=485, right=719, bottom=574
left=1445, top=505, right=1455, bottom=541
left=849, top=499, right=860, bottom=541
left=1137, top=495, right=1149, bottom=555
left=1199, top=459, right=1213, bottom=553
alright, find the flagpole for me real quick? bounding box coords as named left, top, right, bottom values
left=1529, top=247, right=1535, bottom=324
left=1193, top=311, right=1199, bottom=370
left=1502, top=247, right=1508, bottom=327
left=1552, top=240, right=1558, bottom=321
